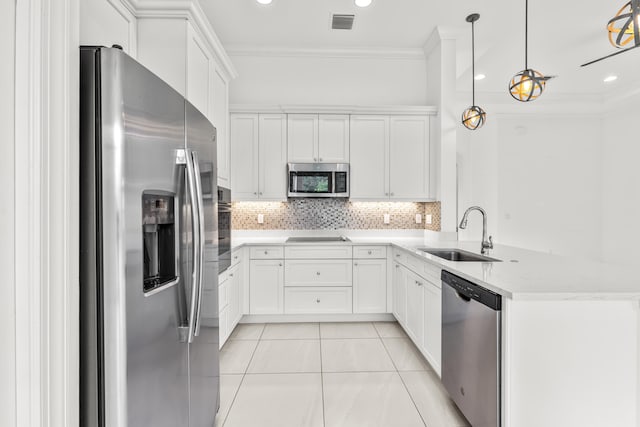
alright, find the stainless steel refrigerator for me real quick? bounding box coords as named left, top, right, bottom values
left=80, top=46, right=219, bottom=427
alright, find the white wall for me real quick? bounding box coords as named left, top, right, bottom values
left=228, top=53, right=427, bottom=105
left=602, top=104, right=640, bottom=265
left=458, top=113, right=603, bottom=261
left=1, top=2, right=16, bottom=425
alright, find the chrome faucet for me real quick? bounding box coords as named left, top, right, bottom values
left=459, top=206, right=493, bottom=254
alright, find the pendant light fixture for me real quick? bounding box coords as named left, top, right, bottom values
left=461, top=13, right=486, bottom=131
left=582, top=0, right=640, bottom=66
left=509, top=0, right=552, bottom=102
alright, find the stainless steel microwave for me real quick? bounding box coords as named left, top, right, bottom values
left=288, top=163, right=350, bottom=198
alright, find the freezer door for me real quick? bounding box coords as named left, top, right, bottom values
left=96, top=47, right=190, bottom=427
left=184, top=102, right=220, bottom=427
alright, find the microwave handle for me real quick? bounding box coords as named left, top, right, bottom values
left=291, top=172, right=298, bottom=192
left=332, top=172, right=336, bottom=194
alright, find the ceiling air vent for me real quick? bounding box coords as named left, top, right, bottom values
left=332, top=14, right=355, bottom=30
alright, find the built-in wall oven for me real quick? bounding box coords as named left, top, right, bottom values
left=288, top=163, right=349, bottom=198
left=218, top=187, right=231, bottom=273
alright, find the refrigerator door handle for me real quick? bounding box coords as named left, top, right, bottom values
left=191, top=150, right=206, bottom=337
left=181, top=148, right=201, bottom=344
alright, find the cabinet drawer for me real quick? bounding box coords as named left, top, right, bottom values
left=284, top=287, right=353, bottom=314
left=250, top=246, right=284, bottom=259
left=231, top=248, right=243, bottom=267
left=285, top=245, right=352, bottom=259
left=353, top=245, right=387, bottom=259
left=392, top=248, right=407, bottom=264
left=285, top=259, right=353, bottom=287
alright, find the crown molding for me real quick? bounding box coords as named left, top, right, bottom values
left=119, top=0, right=238, bottom=79
left=423, top=25, right=461, bottom=56
left=230, top=104, right=438, bottom=115
left=225, top=45, right=426, bottom=61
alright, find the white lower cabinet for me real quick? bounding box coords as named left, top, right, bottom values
left=249, top=259, right=284, bottom=314
left=353, top=259, right=387, bottom=314
left=285, top=259, right=352, bottom=287
left=405, top=269, right=425, bottom=348
left=227, top=263, right=242, bottom=327
left=392, top=262, right=407, bottom=325
left=284, top=287, right=352, bottom=314
left=422, top=279, right=442, bottom=374
left=219, top=255, right=244, bottom=348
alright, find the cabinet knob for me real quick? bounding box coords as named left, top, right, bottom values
left=234, top=256, right=238, bottom=260
left=254, top=192, right=257, bottom=196
left=354, top=262, right=358, bottom=266
left=316, top=271, right=321, bottom=276
left=319, top=158, right=323, bottom=162
left=313, top=158, right=317, bottom=162
left=264, top=250, right=268, bottom=255
left=396, top=254, right=400, bottom=257
left=229, top=273, right=234, bottom=277
left=395, top=264, right=399, bottom=268
left=259, top=192, right=263, bottom=195
left=390, top=192, right=395, bottom=196
left=416, top=281, right=422, bottom=286
left=368, top=250, right=372, bottom=255
left=279, top=263, right=282, bottom=267
left=385, top=192, right=389, bottom=196
left=316, top=299, right=320, bottom=303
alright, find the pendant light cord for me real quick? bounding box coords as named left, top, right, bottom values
left=525, top=0, right=528, bottom=69
left=472, top=19, right=475, bottom=105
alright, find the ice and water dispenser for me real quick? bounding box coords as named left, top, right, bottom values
left=142, top=193, right=177, bottom=293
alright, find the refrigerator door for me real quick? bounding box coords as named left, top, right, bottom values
left=95, top=47, right=190, bottom=427
left=184, top=102, right=220, bottom=427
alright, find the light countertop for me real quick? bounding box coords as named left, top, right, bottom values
left=231, top=233, right=640, bottom=300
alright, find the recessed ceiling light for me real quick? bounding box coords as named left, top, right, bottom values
left=603, top=75, right=618, bottom=83
left=474, top=74, right=486, bottom=80
left=256, top=0, right=272, bottom=4
left=355, top=0, right=372, bottom=7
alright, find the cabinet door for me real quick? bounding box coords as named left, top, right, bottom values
left=230, top=114, right=259, bottom=200
left=249, top=260, right=284, bottom=314
left=287, top=114, right=318, bottom=162
left=186, top=24, right=210, bottom=117
left=259, top=114, right=287, bottom=200
left=349, top=116, right=389, bottom=200
left=406, top=270, right=425, bottom=347
left=422, top=280, right=441, bottom=375
left=392, top=263, right=407, bottom=325
left=318, top=115, right=349, bottom=163
left=389, top=116, right=430, bottom=200
left=227, top=263, right=241, bottom=328
left=211, top=66, right=230, bottom=188
left=353, top=259, right=387, bottom=313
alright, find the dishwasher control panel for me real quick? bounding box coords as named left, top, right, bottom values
left=441, top=270, right=502, bottom=311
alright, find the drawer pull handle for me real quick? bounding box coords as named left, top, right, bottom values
left=396, top=254, right=400, bottom=257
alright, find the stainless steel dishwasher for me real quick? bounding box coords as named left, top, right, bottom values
left=442, top=270, right=502, bottom=427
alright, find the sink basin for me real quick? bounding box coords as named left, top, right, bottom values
left=286, top=236, right=351, bottom=243
left=418, top=248, right=501, bottom=262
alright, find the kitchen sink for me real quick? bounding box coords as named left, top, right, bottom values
left=418, top=248, right=501, bottom=262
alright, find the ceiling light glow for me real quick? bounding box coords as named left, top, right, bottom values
left=256, top=0, right=272, bottom=4
left=475, top=74, right=486, bottom=80
left=355, top=0, right=372, bottom=7
left=604, top=75, right=618, bottom=82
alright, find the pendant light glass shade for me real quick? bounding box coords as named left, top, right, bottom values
left=608, top=1, right=639, bottom=48
left=509, top=69, right=547, bottom=101
left=509, top=0, right=549, bottom=102
left=461, top=13, right=486, bottom=131
left=462, top=105, right=487, bottom=130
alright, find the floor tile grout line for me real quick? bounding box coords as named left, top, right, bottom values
left=318, top=323, right=326, bottom=427
left=379, top=335, right=429, bottom=427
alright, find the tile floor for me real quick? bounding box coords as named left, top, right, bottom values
left=216, top=322, right=470, bottom=427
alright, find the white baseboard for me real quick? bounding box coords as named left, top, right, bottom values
left=240, top=313, right=395, bottom=324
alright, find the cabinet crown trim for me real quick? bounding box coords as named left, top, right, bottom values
left=120, top=0, right=238, bottom=80
left=230, top=104, right=438, bottom=115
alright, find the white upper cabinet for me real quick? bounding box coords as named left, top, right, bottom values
left=350, top=115, right=389, bottom=199
left=350, top=114, right=431, bottom=201
left=389, top=116, right=430, bottom=200
left=287, top=114, right=349, bottom=163
left=231, top=113, right=287, bottom=201
left=287, top=115, right=318, bottom=162
left=137, top=18, right=235, bottom=190
left=230, top=114, right=259, bottom=200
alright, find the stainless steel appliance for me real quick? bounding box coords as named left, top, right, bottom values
left=218, top=187, right=231, bottom=273
left=80, top=46, right=219, bottom=427
left=288, top=163, right=349, bottom=198
left=442, top=270, right=502, bottom=427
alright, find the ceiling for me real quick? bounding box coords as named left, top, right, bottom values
left=201, top=0, right=640, bottom=96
